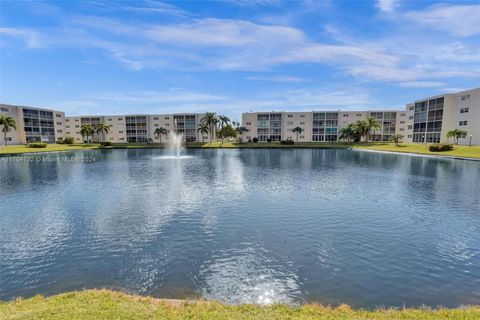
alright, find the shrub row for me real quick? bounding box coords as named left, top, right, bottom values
left=100, top=141, right=112, bottom=147
left=57, top=137, right=75, bottom=144
left=26, top=143, right=47, bottom=148
left=429, top=144, right=453, bottom=152
left=280, top=139, right=294, bottom=145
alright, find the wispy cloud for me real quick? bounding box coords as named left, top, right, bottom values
left=405, top=4, right=480, bottom=37
left=245, top=75, right=308, bottom=82
left=376, top=0, right=399, bottom=13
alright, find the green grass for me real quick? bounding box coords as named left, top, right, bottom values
left=0, top=144, right=98, bottom=155
left=353, top=143, right=480, bottom=159
left=1, top=290, right=478, bottom=320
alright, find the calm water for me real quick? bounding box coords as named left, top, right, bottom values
left=1, top=149, right=479, bottom=307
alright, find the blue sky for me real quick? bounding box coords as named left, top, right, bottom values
left=0, top=0, right=479, bottom=121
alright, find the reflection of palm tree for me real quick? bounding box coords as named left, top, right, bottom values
left=200, top=112, right=218, bottom=142
left=80, top=125, right=94, bottom=143
left=94, top=122, right=111, bottom=142
left=0, top=115, right=17, bottom=146
left=197, top=124, right=209, bottom=143
left=154, top=127, right=168, bottom=143
left=292, top=126, right=303, bottom=142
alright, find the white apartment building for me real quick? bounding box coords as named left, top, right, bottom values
left=0, top=104, right=65, bottom=144
left=404, top=88, right=480, bottom=145
left=242, top=110, right=407, bottom=143
left=64, top=113, right=208, bottom=143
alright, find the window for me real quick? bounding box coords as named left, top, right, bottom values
left=56, top=114, right=62, bottom=118
left=56, top=122, right=62, bottom=125
left=154, top=117, right=159, bottom=120
left=400, top=128, right=404, bottom=131
left=300, top=114, right=305, bottom=118
left=461, top=94, right=470, bottom=100
left=66, top=131, right=70, bottom=135
left=356, top=113, right=362, bottom=117
left=75, top=125, right=79, bottom=128
left=400, top=113, right=405, bottom=116
left=459, top=121, right=468, bottom=126
left=400, top=121, right=405, bottom=124
left=154, top=124, right=158, bottom=127
left=246, top=122, right=251, bottom=125
left=1, top=107, right=9, bottom=112
left=66, top=119, right=70, bottom=122
left=408, top=135, right=412, bottom=138
left=408, top=125, right=412, bottom=129
left=118, top=118, right=123, bottom=121
left=300, top=121, right=305, bottom=125
left=57, top=130, right=62, bottom=133
left=343, top=114, right=349, bottom=117
left=108, top=118, right=113, bottom=121
left=287, top=115, right=293, bottom=118
left=75, top=119, right=79, bottom=122
left=409, top=106, right=414, bottom=110
left=119, top=131, right=124, bottom=133
left=165, top=117, right=170, bottom=120
left=409, top=116, right=413, bottom=120
left=460, top=107, right=469, bottom=113
left=165, top=123, right=170, bottom=126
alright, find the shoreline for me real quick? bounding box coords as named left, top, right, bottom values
left=1, top=289, right=479, bottom=320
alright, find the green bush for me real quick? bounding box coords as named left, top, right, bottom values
left=429, top=144, right=453, bottom=152
left=281, top=139, right=294, bottom=145
left=100, top=141, right=112, bottom=147
left=267, top=138, right=272, bottom=143
left=27, top=143, right=47, bottom=148
left=62, top=137, right=75, bottom=144
left=252, top=137, right=259, bottom=143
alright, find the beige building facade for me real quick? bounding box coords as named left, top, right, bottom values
left=242, top=110, right=407, bottom=143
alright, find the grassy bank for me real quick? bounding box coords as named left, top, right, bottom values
left=1, top=142, right=479, bottom=159
left=1, top=290, right=479, bottom=320
left=0, top=144, right=98, bottom=155
left=355, top=143, right=480, bottom=159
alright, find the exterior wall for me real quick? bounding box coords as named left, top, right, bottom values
left=241, top=110, right=405, bottom=143
left=0, top=104, right=23, bottom=144
left=404, top=87, right=479, bottom=145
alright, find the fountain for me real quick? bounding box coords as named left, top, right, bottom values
left=167, top=131, right=185, bottom=158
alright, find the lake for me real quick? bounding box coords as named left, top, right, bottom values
left=1, top=148, right=479, bottom=308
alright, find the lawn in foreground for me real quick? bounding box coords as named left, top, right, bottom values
left=0, top=144, right=98, bottom=155
left=1, top=290, right=479, bottom=320
left=355, top=143, right=480, bottom=159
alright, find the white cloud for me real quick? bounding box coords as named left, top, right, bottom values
left=376, top=0, right=399, bottom=13
left=398, top=81, right=444, bottom=88
left=0, top=27, right=46, bottom=48
left=245, top=75, right=307, bottom=82
left=405, top=4, right=480, bottom=37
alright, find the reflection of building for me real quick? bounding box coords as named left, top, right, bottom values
left=242, top=110, right=407, bottom=143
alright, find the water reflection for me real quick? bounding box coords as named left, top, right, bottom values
left=1, top=149, right=479, bottom=307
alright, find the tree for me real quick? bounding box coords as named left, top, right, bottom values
left=391, top=134, right=403, bottom=147
left=339, top=124, right=358, bottom=143
left=353, top=120, right=369, bottom=142
left=235, top=126, right=249, bottom=143
left=0, top=115, right=17, bottom=146
left=365, top=117, right=381, bottom=142
left=292, top=127, right=304, bottom=142
left=217, top=124, right=236, bottom=142
left=94, top=122, right=111, bottom=143
left=80, top=124, right=94, bottom=143
left=200, top=112, right=218, bottom=142
left=217, top=115, right=230, bottom=144
left=197, top=124, right=209, bottom=143
left=446, top=129, right=467, bottom=144
left=154, top=127, right=168, bottom=143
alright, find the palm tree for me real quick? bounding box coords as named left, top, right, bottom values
left=353, top=120, right=369, bottom=142
left=391, top=134, right=403, bottom=147
left=217, top=115, right=230, bottom=144
left=446, top=129, right=467, bottom=144
left=0, top=115, right=17, bottom=146
left=200, top=112, right=218, bottom=142
left=235, top=126, right=249, bottom=143
left=339, top=124, right=357, bottom=143
left=292, top=126, right=303, bottom=142
left=154, top=127, right=168, bottom=143
left=80, top=124, right=94, bottom=143
left=94, top=122, right=111, bottom=143
left=197, top=123, right=209, bottom=143
left=365, top=117, right=381, bottom=142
